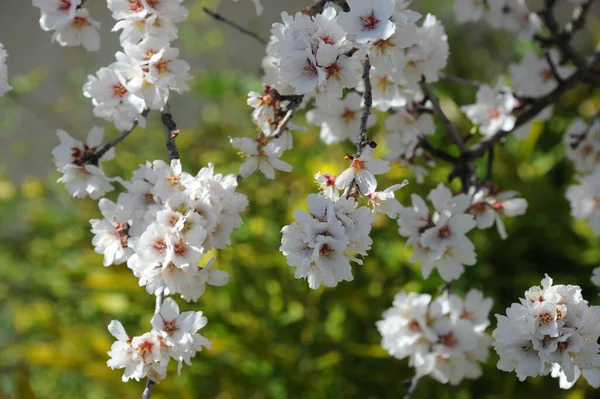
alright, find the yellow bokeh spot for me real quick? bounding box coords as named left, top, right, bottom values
left=21, top=177, right=44, bottom=199
left=0, top=178, right=17, bottom=201
left=90, top=293, right=130, bottom=314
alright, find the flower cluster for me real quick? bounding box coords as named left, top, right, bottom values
left=377, top=289, right=492, bottom=385
left=52, top=127, right=115, bottom=199
left=84, top=0, right=191, bottom=130
left=453, top=0, right=541, bottom=39
left=90, top=159, right=248, bottom=301
left=280, top=193, right=375, bottom=289
left=384, top=97, right=435, bottom=183
left=229, top=87, right=301, bottom=179
left=398, top=183, right=527, bottom=281
left=107, top=298, right=211, bottom=382
left=493, top=274, right=600, bottom=389
left=0, top=42, right=11, bottom=97
left=398, top=184, right=477, bottom=281
left=565, top=117, right=600, bottom=235
left=33, top=0, right=101, bottom=51
left=461, top=78, right=517, bottom=137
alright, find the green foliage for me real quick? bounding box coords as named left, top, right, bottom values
left=1, top=1, right=600, bottom=398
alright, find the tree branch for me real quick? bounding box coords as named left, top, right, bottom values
left=468, top=68, right=587, bottom=158
left=272, top=95, right=303, bottom=139
left=82, top=109, right=150, bottom=166
left=418, top=137, right=458, bottom=164
left=161, top=104, right=180, bottom=162
left=419, top=77, right=466, bottom=152
left=203, top=7, right=268, bottom=46
left=440, top=72, right=483, bottom=88
left=402, top=376, right=421, bottom=399
left=356, top=58, right=374, bottom=153
left=142, top=292, right=164, bottom=399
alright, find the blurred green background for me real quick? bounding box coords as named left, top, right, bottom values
left=1, top=0, right=600, bottom=398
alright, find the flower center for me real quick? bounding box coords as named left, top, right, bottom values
left=408, top=320, right=420, bottom=332
left=129, top=0, right=144, bottom=12
left=488, top=107, right=501, bottom=119
left=153, top=239, right=167, bottom=254
left=112, top=83, right=128, bottom=99
left=325, top=63, right=341, bottom=79
left=319, top=243, right=333, bottom=257
left=303, top=58, right=318, bottom=79
left=59, top=0, right=72, bottom=11
left=538, top=312, right=553, bottom=325
left=437, top=225, right=452, bottom=239
left=360, top=12, right=380, bottom=31
left=351, top=158, right=365, bottom=170
left=72, top=16, right=90, bottom=29
left=540, top=68, right=554, bottom=82
left=341, top=108, right=356, bottom=123
left=154, top=59, right=170, bottom=75
left=163, top=320, right=177, bottom=335
left=441, top=332, right=457, bottom=347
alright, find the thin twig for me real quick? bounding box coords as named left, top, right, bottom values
left=356, top=58, right=373, bottom=153
left=419, top=77, right=466, bottom=152
left=142, top=292, right=164, bottom=399
left=203, top=7, right=268, bottom=46
left=272, top=95, right=303, bottom=139
left=544, top=51, right=564, bottom=83
left=402, top=376, right=421, bottom=399
left=564, top=0, right=595, bottom=39
left=440, top=72, right=483, bottom=88
left=537, top=0, right=588, bottom=70
left=468, top=68, right=587, bottom=158
left=161, top=103, right=180, bottom=162
left=486, top=146, right=495, bottom=181
left=418, top=137, right=458, bottom=164
left=82, top=109, right=150, bottom=166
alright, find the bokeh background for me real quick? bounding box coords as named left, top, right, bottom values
left=1, top=0, right=600, bottom=398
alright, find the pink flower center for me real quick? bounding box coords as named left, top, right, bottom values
left=59, top=0, right=72, bottom=11
left=137, top=340, right=154, bottom=356
left=325, top=174, right=336, bottom=186
left=325, top=63, right=341, bottom=79
left=174, top=239, right=186, bottom=256
left=112, top=83, right=128, bottom=99
left=319, top=243, right=333, bottom=257
left=153, top=59, right=170, bottom=75
left=488, top=107, right=501, bottom=119
left=351, top=158, right=365, bottom=170
left=437, top=225, right=452, bottom=239
left=341, top=108, right=356, bottom=123
left=72, top=16, right=90, bottom=29
left=163, top=320, right=177, bottom=335
left=153, top=239, right=167, bottom=254
left=129, top=0, right=144, bottom=12
left=303, top=58, right=318, bottom=79
left=360, top=12, right=380, bottom=31
left=538, top=312, right=553, bottom=325
left=441, top=332, right=457, bottom=347
left=408, top=320, right=421, bottom=332
left=540, top=68, right=554, bottom=82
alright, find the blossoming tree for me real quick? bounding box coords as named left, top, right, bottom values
left=2, top=0, right=600, bottom=397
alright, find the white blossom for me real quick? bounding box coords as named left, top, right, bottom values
left=493, top=274, right=600, bottom=389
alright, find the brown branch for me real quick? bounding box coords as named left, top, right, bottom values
left=440, top=72, right=483, bottom=88
left=402, top=376, right=421, bottom=399
left=203, top=7, right=268, bottom=46
left=272, top=95, right=303, bottom=139
left=356, top=58, right=374, bottom=153
left=418, top=137, right=458, bottom=164
left=419, top=77, right=466, bottom=152
left=468, top=68, right=587, bottom=158
left=537, top=0, right=588, bottom=70
left=160, top=103, right=180, bottom=162
left=82, top=109, right=150, bottom=166
left=142, top=293, right=164, bottom=399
